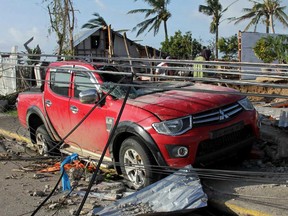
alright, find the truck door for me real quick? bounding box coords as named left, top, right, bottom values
left=68, top=67, right=110, bottom=156
left=44, top=66, right=72, bottom=138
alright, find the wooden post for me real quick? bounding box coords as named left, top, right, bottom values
left=123, top=32, right=134, bottom=74
left=145, top=46, right=153, bottom=81
left=107, top=25, right=114, bottom=61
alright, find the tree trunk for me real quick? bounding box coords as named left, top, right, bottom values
left=68, top=0, right=75, bottom=55
left=164, top=21, right=168, bottom=41
left=270, top=14, right=275, bottom=33
left=265, top=17, right=270, bottom=33
left=215, top=25, right=219, bottom=59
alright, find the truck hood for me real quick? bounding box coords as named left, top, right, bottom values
left=128, top=83, right=244, bottom=120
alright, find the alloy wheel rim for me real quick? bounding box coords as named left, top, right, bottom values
left=123, top=148, right=146, bottom=188
left=36, top=133, right=49, bottom=156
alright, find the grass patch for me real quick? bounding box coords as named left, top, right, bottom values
left=5, top=109, right=18, bottom=117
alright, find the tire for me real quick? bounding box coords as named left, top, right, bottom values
left=119, top=136, right=156, bottom=189
left=35, top=125, right=56, bottom=156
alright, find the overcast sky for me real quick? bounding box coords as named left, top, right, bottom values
left=0, top=0, right=287, bottom=54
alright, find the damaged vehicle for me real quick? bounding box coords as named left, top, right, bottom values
left=17, top=61, right=260, bottom=189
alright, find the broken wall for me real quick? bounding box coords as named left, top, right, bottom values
left=0, top=46, right=18, bottom=95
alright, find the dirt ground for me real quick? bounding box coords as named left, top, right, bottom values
left=0, top=134, right=129, bottom=216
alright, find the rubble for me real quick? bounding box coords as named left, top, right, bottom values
left=1, top=108, right=288, bottom=215
left=32, top=190, right=46, bottom=197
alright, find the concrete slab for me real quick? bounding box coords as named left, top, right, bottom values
left=203, top=179, right=288, bottom=216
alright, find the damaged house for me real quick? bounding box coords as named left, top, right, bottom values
left=73, top=26, right=160, bottom=60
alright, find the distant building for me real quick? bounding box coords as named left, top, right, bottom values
left=73, top=27, right=160, bottom=59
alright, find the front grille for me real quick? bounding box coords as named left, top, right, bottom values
left=193, top=102, right=243, bottom=127
left=196, top=125, right=254, bottom=158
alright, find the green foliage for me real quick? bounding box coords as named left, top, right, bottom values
left=26, top=45, right=42, bottom=65
left=253, top=35, right=281, bottom=63
left=231, top=0, right=288, bottom=34
left=160, top=31, right=202, bottom=59
left=273, top=35, right=288, bottom=63
left=218, top=34, right=238, bottom=60
left=128, top=0, right=171, bottom=40
left=82, top=13, right=108, bottom=29
left=199, top=0, right=227, bottom=59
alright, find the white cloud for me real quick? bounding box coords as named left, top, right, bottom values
left=7, top=27, right=42, bottom=49
left=94, top=0, right=106, bottom=9
left=0, top=27, right=55, bottom=53
left=8, top=27, right=40, bottom=44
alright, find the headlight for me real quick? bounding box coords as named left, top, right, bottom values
left=238, top=98, right=254, bottom=110
left=152, top=116, right=192, bottom=136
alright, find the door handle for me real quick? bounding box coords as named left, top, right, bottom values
left=70, top=105, right=79, bottom=114
left=45, top=100, right=52, bottom=107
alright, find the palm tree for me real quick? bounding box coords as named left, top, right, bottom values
left=231, top=0, right=288, bottom=34
left=128, top=0, right=171, bottom=41
left=81, top=13, right=108, bottom=29
left=199, top=0, right=227, bottom=59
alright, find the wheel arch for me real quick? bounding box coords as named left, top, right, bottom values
left=109, top=121, right=167, bottom=174
left=26, top=106, right=56, bottom=144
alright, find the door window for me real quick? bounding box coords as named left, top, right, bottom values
left=73, top=71, right=97, bottom=98
left=50, top=68, right=71, bottom=96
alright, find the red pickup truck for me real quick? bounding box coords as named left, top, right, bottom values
left=17, top=61, right=260, bottom=189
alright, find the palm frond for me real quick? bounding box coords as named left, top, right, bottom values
left=82, top=12, right=107, bottom=29
left=127, top=9, right=152, bottom=14
left=128, top=0, right=171, bottom=39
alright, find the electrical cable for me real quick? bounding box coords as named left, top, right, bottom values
left=45, top=76, right=127, bottom=154
left=3, top=129, right=288, bottom=185
left=5, top=132, right=287, bottom=184
left=75, top=71, right=134, bottom=215
left=27, top=77, right=129, bottom=215
left=2, top=55, right=288, bottom=212
left=31, top=170, right=64, bottom=216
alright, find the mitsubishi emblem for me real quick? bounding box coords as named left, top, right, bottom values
left=219, top=109, right=229, bottom=120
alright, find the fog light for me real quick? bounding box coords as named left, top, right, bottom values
left=166, top=145, right=189, bottom=158
left=176, top=147, right=189, bottom=157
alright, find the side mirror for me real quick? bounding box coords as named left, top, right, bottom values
left=79, top=89, right=100, bottom=104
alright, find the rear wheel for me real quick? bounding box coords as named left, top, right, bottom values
left=35, top=125, right=56, bottom=156
left=119, top=136, right=156, bottom=189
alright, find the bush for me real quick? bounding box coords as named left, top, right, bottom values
left=253, top=36, right=277, bottom=63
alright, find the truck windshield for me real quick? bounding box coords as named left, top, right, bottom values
left=100, top=76, right=193, bottom=99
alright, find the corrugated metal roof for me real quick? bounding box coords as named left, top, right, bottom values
left=73, top=27, right=101, bottom=47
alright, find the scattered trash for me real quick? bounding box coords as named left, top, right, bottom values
left=32, top=190, right=46, bottom=197
left=39, top=160, right=94, bottom=173
left=48, top=203, right=61, bottom=210
left=33, top=173, right=46, bottom=179
left=61, top=153, right=79, bottom=191
left=77, top=191, right=122, bottom=201
left=271, top=100, right=288, bottom=108
left=278, top=110, right=288, bottom=127
left=255, top=106, right=288, bottom=121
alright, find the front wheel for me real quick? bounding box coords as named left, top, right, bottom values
left=35, top=125, right=56, bottom=156
left=119, top=136, right=156, bottom=189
